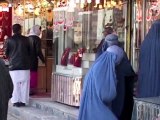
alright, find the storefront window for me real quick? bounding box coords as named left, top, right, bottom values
left=145, top=0, right=160, bottom=32
left=132, top=0, right=143, bottom=72
left=52, top=0, right=129, bottom=106
left=131, top=0, right=160, bottom=72
left=53, top=1, right=128, bottom=65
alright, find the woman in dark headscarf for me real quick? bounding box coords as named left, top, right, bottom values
left=137, top=20, right=160, bottom=98
left=28, top=25, right=45, bottom=95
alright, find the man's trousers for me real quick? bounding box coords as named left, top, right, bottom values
left=9, top=70, right=30, bottom=104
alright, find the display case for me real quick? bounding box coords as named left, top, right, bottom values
left=132, top=97, right=160, bottom=120
left=52, top=73, right=82, bottom=106
left=52, top=52, right=96, bottom=106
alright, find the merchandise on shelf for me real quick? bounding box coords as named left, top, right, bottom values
left=60, top=47, right=71, bottom=66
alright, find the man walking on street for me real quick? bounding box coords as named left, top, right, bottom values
left=5, top=24, right=31, bottom=107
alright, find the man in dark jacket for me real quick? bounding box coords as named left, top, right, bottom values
left=0, top=58, right=13, bottom=120
left=5, top=24, right=31, bottom=107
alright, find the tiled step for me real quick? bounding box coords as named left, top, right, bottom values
left=8, top=104, right=60, bottom=120
left=29, top=98, right=78, bottom=120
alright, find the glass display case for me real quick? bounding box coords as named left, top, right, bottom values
left=132, top=97, right=160, bottom=120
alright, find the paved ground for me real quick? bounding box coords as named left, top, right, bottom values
left=8, top=113, right=18, bottom=120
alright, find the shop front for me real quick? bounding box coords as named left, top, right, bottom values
left=4, top=0, right=160, bottom=117
left=51, top=0, right=132, bottom=106
left=131, top=0, right=160, bottom=119
left=131, top=0, right=160, bottom=72
left=12, top=0, right=55, bottom=94
left=10, top=0, right=143, bottom=107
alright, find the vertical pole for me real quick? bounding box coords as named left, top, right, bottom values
left=126, top=0, right=132, bottom=59
left=33, top=12, right=35, bottom=25
left=23, top=0, right=25, bottom=34
left=63, top=11, right=65, bottom=50
left=87, top=12, right=90, bottom=52
left=142, top=0, right=146, bottom=40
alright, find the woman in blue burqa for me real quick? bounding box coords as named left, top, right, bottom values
left=137, top=20, right=160, bottom=98
left=78, top=34, right=136, bottom=120
left=101, top=34, right=136, bottom=120
left=78, top=34, right=126, bottom=120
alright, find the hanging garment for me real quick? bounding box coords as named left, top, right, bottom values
left=112, top=53, right=136, bottom=119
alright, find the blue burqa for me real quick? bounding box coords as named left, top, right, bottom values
left=78, top=51, right=118, bottom=120
left=112, top=52, right=135, bottom=119
left=95, top=35, right=136, bottom=119
left=138, top=20, right=160, bottom=97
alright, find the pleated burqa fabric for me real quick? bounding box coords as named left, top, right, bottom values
left=0, top=59, right=13, bottom=120
left=138, top=20, right=160, bottom=98
left=112, top=53, right=136, bottom=119
left=78, top=51, right=118, bottom=120
left=95, top=34, right=136, bottom=119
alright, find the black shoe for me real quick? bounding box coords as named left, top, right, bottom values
left=13, top=102, right=20, bottom=107
left=30, top=91, right=36, bottom=96
left=19, top=102, right=26, bottom=107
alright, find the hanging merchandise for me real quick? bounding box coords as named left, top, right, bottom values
left=146, top=0, right=160, bottom=21
left=3, top=12, right=9, bottom=20
left=146, top=9, right=152, bottom=21
left=47, top=9, right=53, bottom=22
left=74, top=22, right=82, bottom=45
left=65, top=12, right=74, bottom=28
left=0, top=1, right=9, bottom=12
left=87, top=0, right=91, bottom=4
left=96, top=0, right=100, bottom=4
left=103, top=0, right=123, bottom=10
left=73, top=48, right=86, bottom=67
left=57, top=11, right=65, bottom=25
left=60, top=48, right=71, bottom=66
left=63, top=25, right=68, bottom=31
left=136, top=1, right=142, bottom=22
left=57, top=0, right=68, bottom=7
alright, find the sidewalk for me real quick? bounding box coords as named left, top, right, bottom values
left=8, top=113, right=18, bottom=120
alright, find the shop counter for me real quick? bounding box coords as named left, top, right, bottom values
left=51, top=72, right=83, bottom=107
left=132, top=97, right=160, bottom=120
